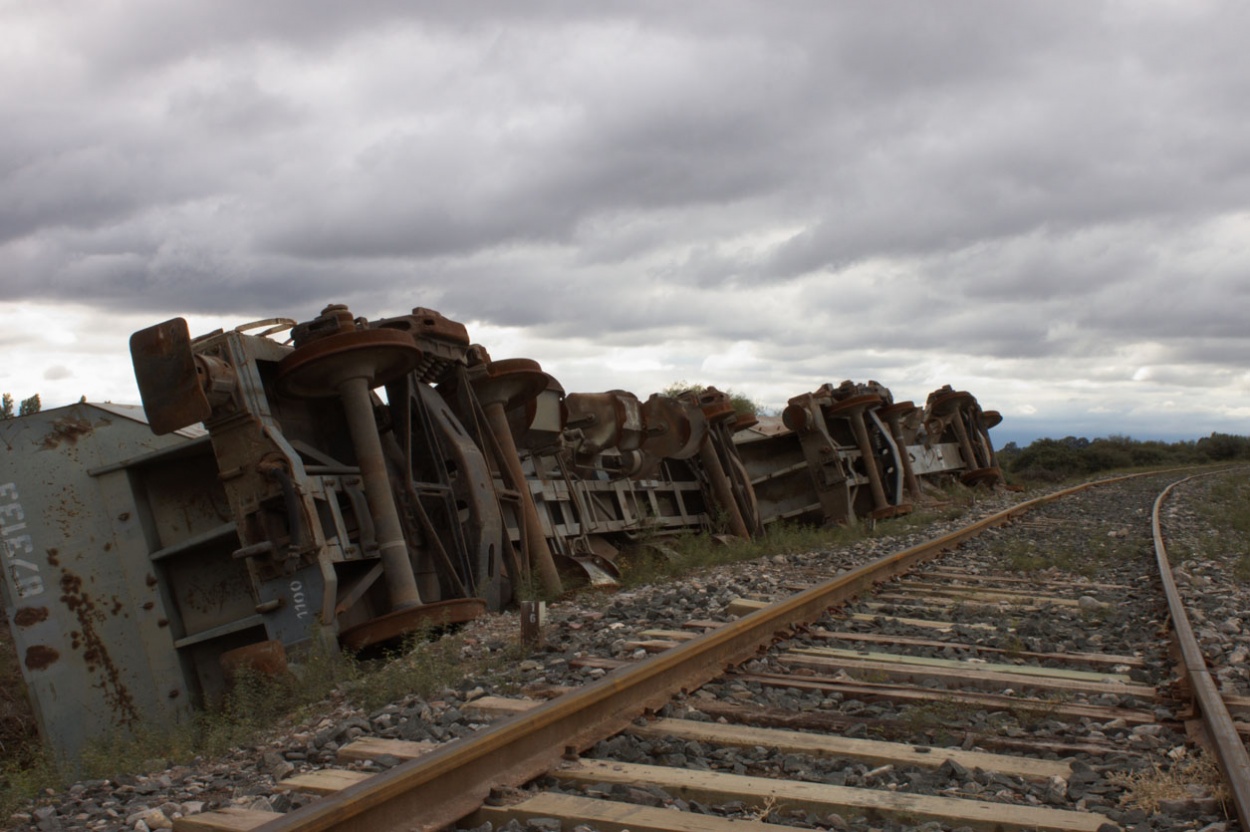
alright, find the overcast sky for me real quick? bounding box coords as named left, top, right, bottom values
left=3, top=2, right=1248, bottom=446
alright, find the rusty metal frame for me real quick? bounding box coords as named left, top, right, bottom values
left=12, top=304, right=1014, bottom=762
left=0, top=405, right=217, bottom=763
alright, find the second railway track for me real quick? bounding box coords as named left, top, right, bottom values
left=113, top=472, right=1248, bottom=832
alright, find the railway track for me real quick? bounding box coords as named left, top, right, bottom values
left=158, top=471, right=1245, bottom=832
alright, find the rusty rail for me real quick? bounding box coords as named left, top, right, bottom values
left=253, top=471, right=1166, bottom=832
left=1152, top=473, right=1250, bottom=827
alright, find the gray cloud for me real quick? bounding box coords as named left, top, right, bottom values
left=3, top=2, right=1250, bottom=440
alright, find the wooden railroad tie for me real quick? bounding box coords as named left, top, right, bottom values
left=781, top=649, right=1156, bottom=699
left=910, top=569, right=1128, bottom=591
left=734, top=670, right=1160, bottom=724
left=811, top=628, right=1144, bottom=668
left=790, top=646, right=1136, bottom=684
left=537, top=759, right=1112, bottom=832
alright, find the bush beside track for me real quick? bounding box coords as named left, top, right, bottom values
left=999, top=432, right=1250, bottom=483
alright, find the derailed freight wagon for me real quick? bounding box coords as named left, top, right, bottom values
left=2, top=303, right=1002, bottom=763
left=0, top=403, right=222, bottom=760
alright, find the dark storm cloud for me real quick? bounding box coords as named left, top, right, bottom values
left=9, top=2, right=1245, bottom=288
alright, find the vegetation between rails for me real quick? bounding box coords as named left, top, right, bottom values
left=1164, top=471, right=1250, bottom=578
left=997, top=534, right=1141, bottom=577
left=1108, top=752, right=1229, bottom=814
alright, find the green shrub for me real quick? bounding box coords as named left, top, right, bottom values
left=1008, top=432, right=1235, bottom=482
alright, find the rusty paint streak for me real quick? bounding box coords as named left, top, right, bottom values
left=57, top=569, right=140, bottom=727
left=12, top=607, right=49, bottom=628
left=24, top=645, right=59, bottom=670
left=40, top=417, right=94, bottom=450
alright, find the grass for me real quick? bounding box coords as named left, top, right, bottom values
left=1005, top=693, right=1071, bottom=729
left=1234, top=554, right=1250, bottom=583
left=1, top=622, right=48, bottom=819
left=0, top=747, right=58, bottom=819
left=888, top=698, right=966, bottom=744
left=345, top=623, right=526, bottom=711
left=1183, top=473, right=1250, bottom=581
left=1000, top=537, right=1083, bottom=574
left=616, top=496, right=979, bottom=590
left=1002, top=633, right=1027, bottom=659
left=617, top=521, right=860, bottom=587
left=1201, top=476, right=1250, bottom=535
left=0, top=623, right=37, bottom=755
left=999, top=534, right=1139, bottom=577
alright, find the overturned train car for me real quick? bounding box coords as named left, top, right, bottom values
left=1, top=304, right=1001, bottom=761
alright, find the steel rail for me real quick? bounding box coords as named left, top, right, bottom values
left=254, top=469, right=1188, bottom=832
left=1152, top=473, right=1250, bottom=827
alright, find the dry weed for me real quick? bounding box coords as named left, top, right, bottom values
left=1108, top=754, right=1229, bottom=814
left=746, top=794, right=779, bottom=821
